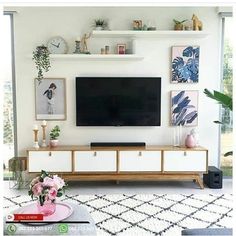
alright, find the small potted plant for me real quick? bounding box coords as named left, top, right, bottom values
left=173, top=19, right=187, bottom=30
left=93, top=19, right=108, bottom=30
left=49, top=125, right=60, bottom=147
left=28, top=170, right=66, bottom=216
left=32, top=45, right=51, bottom=84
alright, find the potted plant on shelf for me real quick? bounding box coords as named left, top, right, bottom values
left=32, top=45, right=51, bottom=84
left=49, top=125, right=60, bottom=147
left=93, top=19, right=108, bottom=30
left=28, top=170, right=66, bottom=216
left=173, top=19, right=187, bottom=30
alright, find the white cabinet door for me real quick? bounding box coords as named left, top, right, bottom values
left=163, top=151, right=207, bottom=172
left=74, top=151, right=116, bottom=172
left=28, top=151, right=72, bottom=172
left=119, top=151, right=162, bottom=172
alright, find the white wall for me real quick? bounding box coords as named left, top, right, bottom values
left=9, top=6, right=221, bottom=166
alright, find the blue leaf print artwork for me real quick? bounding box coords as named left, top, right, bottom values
left=171, top=46, right=200, bottom=83
left=171, top=90, right=198, bottom=126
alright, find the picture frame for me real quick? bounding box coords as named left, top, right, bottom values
left=170, top=90, right=198, bottom=126
left=35, top=78, right=67, bottom=120
left=117, top=44, right=126, bottom=54
left=133, top=20, right=142, bottom=30
left=171, top=46, right=200, bottom=83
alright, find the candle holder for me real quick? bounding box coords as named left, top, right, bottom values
left=41, top=125, right=47, bottom=147
left=73, top=40, right=82, bottom=54
left=33, top=129, right=39, bottom=149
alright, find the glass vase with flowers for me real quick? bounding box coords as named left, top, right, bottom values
left=28, top=170, right=66, bottom=216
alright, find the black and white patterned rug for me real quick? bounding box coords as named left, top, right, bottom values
left=4, top=194, right=233, bottom=236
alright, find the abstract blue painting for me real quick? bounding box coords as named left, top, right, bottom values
left=171, top=46, right=200, bottom=83
left=171, top=90, right=198, bottom=126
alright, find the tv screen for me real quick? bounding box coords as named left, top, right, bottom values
left=76, top=77, right=161, bottom=126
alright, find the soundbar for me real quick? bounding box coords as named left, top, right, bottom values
left=90, top=142, right=146, bottom=147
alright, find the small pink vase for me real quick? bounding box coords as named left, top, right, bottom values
left=37, top=199, right=56, bottom=216
left=185, top=134, right=196, bottom=148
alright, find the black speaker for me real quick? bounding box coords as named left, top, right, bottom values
left=203, top=166, right=223, bottom=189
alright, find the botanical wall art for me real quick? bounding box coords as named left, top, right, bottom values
left=171, top=46, right=200, bottom=83
left=171, top=90, right=198, bottom=126
left=35, top=78, right=66, bottom=120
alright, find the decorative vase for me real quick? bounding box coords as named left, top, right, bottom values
left=95, top=26, right=103, bottom=30
left=174, top=24, right=183, bottom=30
left=185, top=134, right=196, bottom=148
left=37, top=199, right=56, bottom=216
left=50, top=139, right=58, bottom=147
left=173, top=125, right=182, bottom=147
left=190, top=128, right=199, bottom=146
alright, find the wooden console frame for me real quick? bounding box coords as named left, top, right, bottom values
left=27, top=145, right=208, bottom=189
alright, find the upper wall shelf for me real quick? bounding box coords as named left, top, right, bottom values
left=92, top=30, right=209, bottom=39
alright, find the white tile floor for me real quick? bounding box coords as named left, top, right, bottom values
left=4, top=179, right=232, bottom=196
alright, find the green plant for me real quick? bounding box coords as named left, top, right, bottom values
left=33, top=45, right=51, bottom=83
left=93, top=19, right=107, bottom=28
left=204, top=88, right=233, bottom=157
left=9, top=157, right=25, bottom=189
left=173, top=19, right=187, bottom=25
left=49, top=125, right=60, bottom=140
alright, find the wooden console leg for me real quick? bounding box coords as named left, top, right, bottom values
left=116, top=180, right=120, bottom=185
left=195, top=175, right=204, bottom=189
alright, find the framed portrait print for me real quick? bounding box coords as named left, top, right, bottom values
left=35, top=78, right=67, bottom=120
left=171, top=90, right=198, bottom=126
left=133, top=20, right=142, bottom=30
left=117, top=44, right=126, bottom=54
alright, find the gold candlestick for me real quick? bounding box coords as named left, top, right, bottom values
left=33, top=129, right=39, bottom=148
left=41, top=125, right=47, bottom=147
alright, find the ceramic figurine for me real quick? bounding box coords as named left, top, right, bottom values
left=190, top=128, right=199, bottom=146
left=81, top=33, right=91, bottom=54
left=192, top=14, right=203, bottom=31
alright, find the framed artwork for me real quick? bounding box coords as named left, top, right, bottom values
left=35, top=78, right=67, bottom=120
left=171, top=46, right=200, bottom=83
left=117, top=44, right=126, bottom=54
left=171, top=90, right=198, bottom=126
left=133, top=20, right=142, bottom=30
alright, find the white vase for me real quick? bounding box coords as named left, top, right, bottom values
left=50, top=140, right=58, bottom=147
left=95, top=26, right=103, bottom=31
left=190, top=128, right=199, bottom=146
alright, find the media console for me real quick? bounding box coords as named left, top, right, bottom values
left=26, top=145, right=208, bottom=189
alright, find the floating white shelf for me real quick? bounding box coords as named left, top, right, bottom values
left=92, top=30, right=209, bottom=38
left=49, top=54, right=144, bottom=61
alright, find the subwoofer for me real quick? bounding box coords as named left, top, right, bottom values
left=203, top=166, right=223, bottom=189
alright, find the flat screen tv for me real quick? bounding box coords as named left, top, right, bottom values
left=76, top=77, right=161, bottom=126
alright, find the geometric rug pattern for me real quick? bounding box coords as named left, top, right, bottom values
left=4, top=194, right=233, bottom=236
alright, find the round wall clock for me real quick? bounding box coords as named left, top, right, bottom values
left=47, top=36, right=68, bottom=54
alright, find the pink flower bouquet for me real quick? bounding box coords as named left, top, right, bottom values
left=28, top=170, right=66, bottom=207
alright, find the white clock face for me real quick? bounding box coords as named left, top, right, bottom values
left=47, top=36, right=68, bottom=54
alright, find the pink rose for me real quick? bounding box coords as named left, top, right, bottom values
left=48, top=187, right=57, bottom=200
left=53, top=175, right=65, bottom=189
left=32, top=183, right=43, bottom=196
left=43, top=177, right=55, bottom=187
